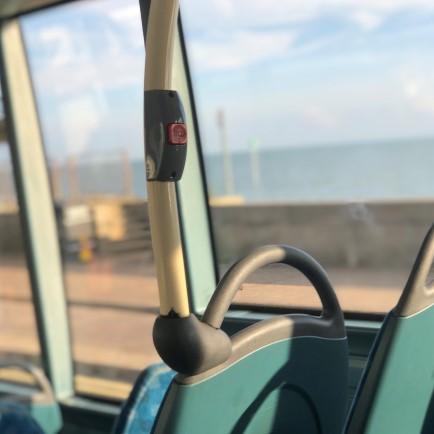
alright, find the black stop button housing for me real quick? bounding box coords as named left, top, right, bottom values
left=145, top=90, right=187, bottom=181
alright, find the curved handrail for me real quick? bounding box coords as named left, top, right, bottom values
left=154, top=244, right=344, bottom=375
left=0, top=361, right=55, bottom=400
left=203, top=245, right=343, bottom=329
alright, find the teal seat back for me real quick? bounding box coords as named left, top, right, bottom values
left=153, top=335, right=348, bottom=434
left=346, top=225, right=434, bottom=434
left=152, top=246, right=349, bottom=434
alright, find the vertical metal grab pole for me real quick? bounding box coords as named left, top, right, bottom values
left=141, top=0, right=232, bottom=376
left=144, top=0, right=190, bottom=318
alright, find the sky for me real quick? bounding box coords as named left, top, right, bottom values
left=18, top=0, right=434, bottom=160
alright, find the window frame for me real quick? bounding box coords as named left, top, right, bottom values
left=0, top=17, right=74, bottom=399
left=0, top=0, right=219, bottom=403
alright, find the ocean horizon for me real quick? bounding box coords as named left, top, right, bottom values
left=3, top=138, right=434, bottom=204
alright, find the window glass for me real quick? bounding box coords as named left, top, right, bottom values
left=0, top=140, right=42, bottom=379
left=181, top=1, right=434, bottom=315
left=22, top=0, right=160, bottom=399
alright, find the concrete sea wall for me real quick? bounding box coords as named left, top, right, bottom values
left=0, top=209, right=25, bottom=256
left=211, top=201, right=434, bottom=268
left=1, top=200, right=434, bottom=268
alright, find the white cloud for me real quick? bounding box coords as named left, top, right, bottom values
left=180, top=0, right=434, bottom=74
left=106, top=3, right=143, bottom=48
left=58, top=96, right=102, bottom=155
left=214, top=0, right=234, bottom=19
left=182, top=0, right=434, bottom=32
left=403, top=75, right=434, bottom=117
left=30, top=49, right=143, bottom=99
left=25, top=2, right=144, bottom=98
left=404, top=80, right=421, bottom=98
left=350, top=11, right=383, bottom=31
left=20, top=0, right=434, bottom=157
left=302, top=106, right=338, bottom=129
left=26, top=0, right=434, bottom=96
left=190, top=30, right=296, bottom=72
left=107, top=4, right=139, bottom=22
left=37, top=27, right=76, bottom=67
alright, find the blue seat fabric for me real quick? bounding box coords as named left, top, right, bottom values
left=113, top=363, right=175, bottom=434
left=0, top=404, right=45, bottom=434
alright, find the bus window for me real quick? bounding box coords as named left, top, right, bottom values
left=181, top=1, right=434, bottom=316
left=21, top=0, right=160, bottom=399
left=0, top=140, right=41, bottom=379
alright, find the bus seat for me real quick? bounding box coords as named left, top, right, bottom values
left=345, top=224, right=434, bottom=433
left=152, top=246, right=349, bottom=434
left=113, top=363, right=175, bottom=434
left=0, top=362, right=62, bottom=434
left=0, top=404, right=45, bottom=434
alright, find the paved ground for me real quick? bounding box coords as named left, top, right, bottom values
left=0, top=253, right=408, bottom=392
left=0, top=255, right=161, bottom=374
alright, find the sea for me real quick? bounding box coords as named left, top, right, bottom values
left=3, top=138, right=434, bottom=203
left=203, top=138, right=434, bottom=203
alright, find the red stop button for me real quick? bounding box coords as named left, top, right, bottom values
left=167, top=123, right=187, bottom=145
